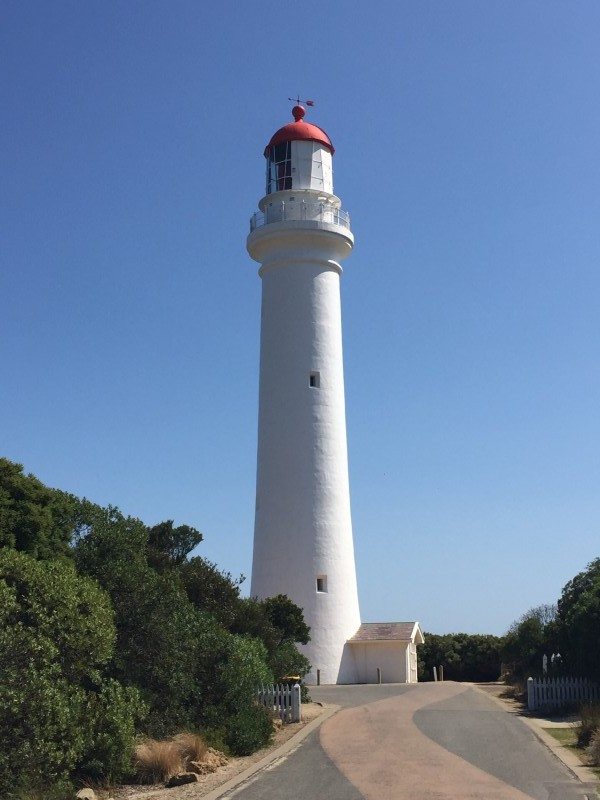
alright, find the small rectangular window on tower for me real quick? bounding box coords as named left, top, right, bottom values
left=316, top=575, right=327, bottom=593
left=309, top=371, right=320, bottom=388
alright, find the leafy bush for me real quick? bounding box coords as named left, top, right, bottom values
left=418, top=633, right=503, bottom=682
left=0, top=636, right=86, bottom=796
left=74, top=513, right=203, bottom=735
left=225, top=705, right=273, bottom=756
left=218, top=635, right=273, bottom=710
left=78, top=679, right=147, bottom=782
left=1, top=457, right=313, bottom=779
left=577, top=702, right=600, bottom=748
left=262, top=594, right=310, bottom=645
left=587, top=729, right=600, bottom=766
left=557, top=559, right=600, bottom=682
left=74, top=516, right=278, bottom=746
left=501, top=605, right=559, bottom=680
left=180, top=555, right=244, bottom=629
left=269, top=640, right=311, bottom=682
left=0, top=458, right=79, bottom=560
left=0, top=549, right=144, bottom=797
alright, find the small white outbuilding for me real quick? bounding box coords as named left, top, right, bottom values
left=347, top=622, right=425, bottom=684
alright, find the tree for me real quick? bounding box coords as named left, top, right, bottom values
left=179, top=555, right=244, bottom=629
left=73, top=512, right=202, bottom=733
left=263, top=594, right=311, bottom=646
left=418, top=633, right=503, bottom=682
left=146, top=520, right=203, bottom=571
left=556, top=558, right=600, bottom=681
left=0, top=458, right=79, bottom=560
left=501, top=605, right=559, bottom=679
left=181, top=562, right=312, bottom=683
left=73, top=511, right=277, bottom=738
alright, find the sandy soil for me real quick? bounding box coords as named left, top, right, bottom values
left=107, top=703, right=325, bottom=800
left=473, top=681, right=526, bottom=713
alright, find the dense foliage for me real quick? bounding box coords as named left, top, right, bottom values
left=418, top=633, right=503, bottom=682
left=557, top=559, right=600, bottom=682
left=0, top=458, right=77, bottom=559
left=0, top=458, right=311, bottom=798
left=501, top=604, right=558, bottom=679
left=0, top=549, right=146, bottom=796
left=503, top=561, right=600, bottom=683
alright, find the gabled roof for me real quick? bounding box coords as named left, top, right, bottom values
left=348, top=622, right=425, bottom=645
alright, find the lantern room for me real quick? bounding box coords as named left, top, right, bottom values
left=264, top=105, right=334, bottom=196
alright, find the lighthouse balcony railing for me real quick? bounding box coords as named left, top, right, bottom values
left=250, top=202, right=351, bottom=232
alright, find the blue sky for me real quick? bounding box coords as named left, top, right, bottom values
left=2, top=1, right=599, bottom=635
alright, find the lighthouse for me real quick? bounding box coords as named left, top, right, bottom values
left=247, top=105, right=361, bottom=684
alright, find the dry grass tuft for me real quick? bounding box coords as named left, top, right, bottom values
left=587, top=729, right=600, bottom=766
left=133, top=739, right=183, bottom=783
left=579, top=702, right=600, bottom=747
left=172, top=731, right=209, bottom=765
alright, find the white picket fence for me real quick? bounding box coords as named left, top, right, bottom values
left=256, top=683, right=301, bottom=723
left=527, top=676, right=600, bottom=711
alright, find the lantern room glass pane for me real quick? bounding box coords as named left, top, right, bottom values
left=266, top=142, right=292, bottom=194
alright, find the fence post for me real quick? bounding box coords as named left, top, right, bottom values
left=292, top=683, right=301, bottom=723
left=433, top=667, right=438, bottom=682
left=527, top=677, right=535, bottom=711
left=439, top=665, right=444, bottom=682
left=317, top=669, right=321, bottom=686
left=377, top=667, right=382, bottom=685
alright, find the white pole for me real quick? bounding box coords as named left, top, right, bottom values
left=292, top=683, right=301, bottom=722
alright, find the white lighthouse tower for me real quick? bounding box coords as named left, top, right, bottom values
left=248, top=105, right=361, bottom=684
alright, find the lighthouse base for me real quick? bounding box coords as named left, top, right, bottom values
left=302, top=641, right=359, bottom=685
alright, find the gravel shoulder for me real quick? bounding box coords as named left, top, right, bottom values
left=106, top=703, right=326, bottom=800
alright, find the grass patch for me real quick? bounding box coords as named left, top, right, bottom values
left=545, top=727, right=600, bottom=779
left=546, top=727, right=579, bottom=748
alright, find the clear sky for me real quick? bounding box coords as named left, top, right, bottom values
left=2, top=1, right=599, bottom=636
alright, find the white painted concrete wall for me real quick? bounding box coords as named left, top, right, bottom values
left=248, top=171, right=360, bottom=684
left=353, top=642, right=410, bottom=684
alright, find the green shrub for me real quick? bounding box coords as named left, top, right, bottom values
left=587, top=729, right=600, bottom=766
left=225, top=705, right=273, bottom=756
left=418, top=632, right=503, bottom=682
left=0, top=458, right=80, bottom=560
left=269, top=640, right=311, bottom=683
left=577, top=702, right=600, bottom=748
left=74, top=514, right=203, bottom=736
left=557, top=559, right=600, bottom=683
left=0, top=547, right=115, bottom=682
left=219, top=635, right=273, bottom=711
left=0, top=633, right=86, bottom=795
left=77, top=679, right=147, bottom=782
left=0, top=549, right=144, bottom=796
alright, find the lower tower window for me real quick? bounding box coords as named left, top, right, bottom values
left=309, top=371, right=320, bottom=388
left=316, top=575, right=327, bottom=593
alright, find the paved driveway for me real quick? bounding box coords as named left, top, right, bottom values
left=226, top=682, right=595, bottom=800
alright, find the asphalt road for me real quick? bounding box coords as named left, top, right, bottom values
left=224, top=683, right=596, bottom=800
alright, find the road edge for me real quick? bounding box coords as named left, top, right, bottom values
left=201, top=703, right=341, bottom=800
left=470, top=683, right=599, bottom=788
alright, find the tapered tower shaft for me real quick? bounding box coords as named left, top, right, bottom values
left=248, top=106, right=360, bottom=684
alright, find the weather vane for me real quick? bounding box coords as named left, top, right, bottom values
left=289, top=96, right=315, bottom=107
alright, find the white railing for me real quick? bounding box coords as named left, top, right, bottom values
left=256, top=683, right=301, bottom=723
left=250, top=202, right=351, bottom=233
left=527, top=676, right=600, bottom=711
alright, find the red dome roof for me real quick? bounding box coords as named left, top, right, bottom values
left=264, top=105, right=334, bottom=157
